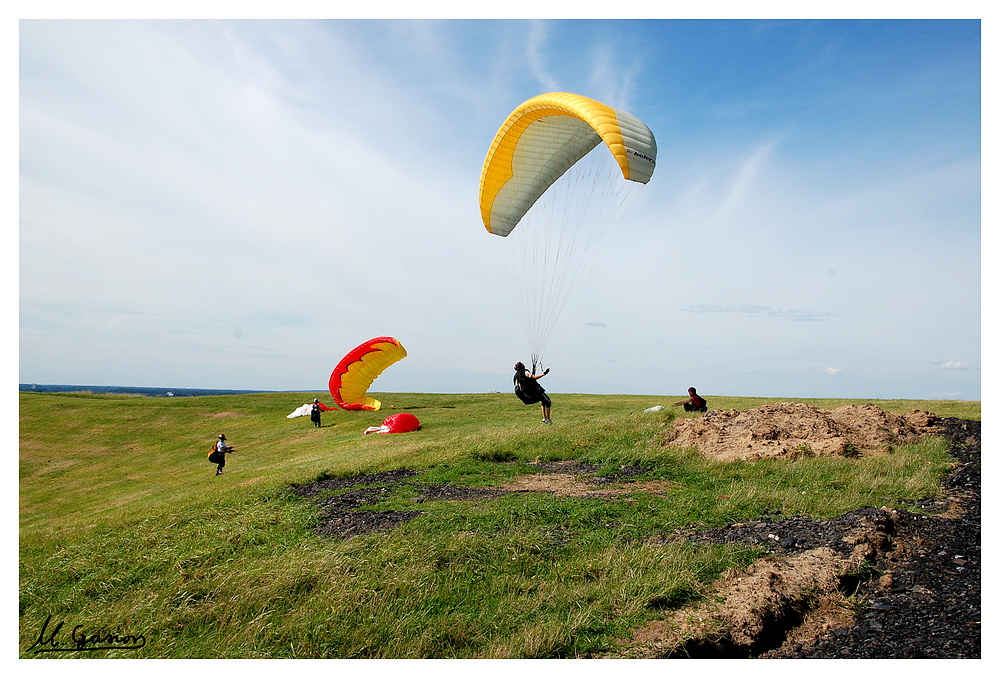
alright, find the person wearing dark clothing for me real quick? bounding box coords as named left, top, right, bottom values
left=673, top=387, right=708, bottom=413
left=211, top=434, right=234, bottom=475
left=310, top=398, right=322, bottom=428
left=513, top=361, right=552, bottom=424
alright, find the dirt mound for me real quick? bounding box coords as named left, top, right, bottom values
left=626, top=546, right=865, bottom=658
left=660, top=402, right=941, bottom=462
left=618, top=417, right=981, bottom=659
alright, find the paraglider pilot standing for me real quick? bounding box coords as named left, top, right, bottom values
left=210, top=434, right=234, bottom=475
left=310, top=398, right=322, bottom=428
left=514, top=361, right=552, bottom=424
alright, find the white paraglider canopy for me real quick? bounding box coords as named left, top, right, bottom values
left=287, top=403, right=313, bottom=418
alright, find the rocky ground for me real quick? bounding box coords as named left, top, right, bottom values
left=771, top=416, right=981, bottom=659
left=287, top=415, right=981, bottom=659
left=657, top=417, right=981, bottom=658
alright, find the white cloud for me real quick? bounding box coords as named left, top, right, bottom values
left=822, top=367, right=843, bottom=376
left=17, top=20, right=981, bottom=400
left=526, top=21, right=559, bottom=92
left=683, top=305, right=835, bottom=322
left=718, top=140, right=778, bottom=221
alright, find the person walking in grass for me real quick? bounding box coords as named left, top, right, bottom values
left=513, top=361, right=553, bottom=424
left=673, top=387, right=708, bottom=413
left=210, top=434, right=234, bottom=475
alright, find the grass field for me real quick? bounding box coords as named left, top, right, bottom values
left=19, top=390, right=980, bottom=658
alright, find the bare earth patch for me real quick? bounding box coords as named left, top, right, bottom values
left=620, top=513, right=896, bottom=658
left=290, top=463, right=666, bottom=537
left=625, top=546, right=861, bottom=658
left=501, top=473, right=674, bottom=499
left=314, top=509, right=422, bottom=539
left=505, top=458, right=665, bottom=498
left=660, top=402, right=941, bottom=461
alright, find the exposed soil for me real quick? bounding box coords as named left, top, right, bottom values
left=659, top=402, right=942, bottom=461
left=502, top=459, right=671, bottom=499
left=412, top=484, right=510, bottom=503
left=286, top=408, right=980, bottom=659
left=288, top=469, right=422, bottom=538
left=287, top=462, right=664, bottom=537
left=500, top=474, right=676, bottom=499
left=288, top=469, right=420, bottom=498
left=623, top=416, right=981, bottom=659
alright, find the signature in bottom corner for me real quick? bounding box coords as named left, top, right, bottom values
left=27, top=615, right=147, bottom=654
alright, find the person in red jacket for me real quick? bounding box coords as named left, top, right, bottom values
left=673, top=387, right=708, bottom=413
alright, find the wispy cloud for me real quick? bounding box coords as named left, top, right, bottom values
left=526, top=21, right=559, bottom=92
left=940, top=361, right=973, bottom=370
left=682, top=304, right=835, bottom=322
left=822, top=367, right=843, bottom=376
left=585, top=321, right=608, bottom=329
left=718, top=140, right=777, bottom=220
left=586, top=43, right=643, bottom=110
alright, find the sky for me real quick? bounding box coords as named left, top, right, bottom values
left=17, top=14, right=984, bottom=400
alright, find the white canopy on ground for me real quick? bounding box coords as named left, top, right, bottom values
left=287, top=403, right=313, bottom=418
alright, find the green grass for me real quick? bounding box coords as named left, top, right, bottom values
left=19, top=391, right=979, bottom=657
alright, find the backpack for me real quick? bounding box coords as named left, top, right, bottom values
left=208, top=445, right=223, bottom=464
left=513, top=372, right=543, bottom=405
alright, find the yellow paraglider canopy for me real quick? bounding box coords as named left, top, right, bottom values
left=479, top=92, right=657, bottom=237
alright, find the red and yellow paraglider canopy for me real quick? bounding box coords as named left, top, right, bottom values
left=328, top=337, right=407, bottom=411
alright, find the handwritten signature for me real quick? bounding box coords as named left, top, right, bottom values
left=27, top=615, right=146, bottom=654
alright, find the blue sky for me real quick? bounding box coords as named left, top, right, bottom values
left=17, top=16, right=982, bottom=400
